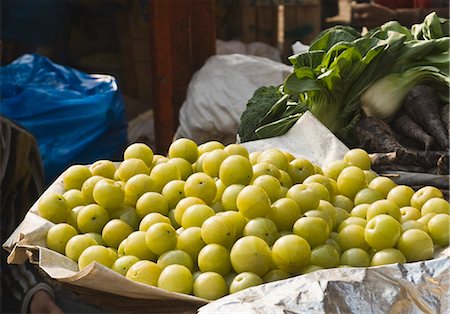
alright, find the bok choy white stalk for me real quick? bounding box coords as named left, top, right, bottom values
left=360, top=66, right=450, bottom=121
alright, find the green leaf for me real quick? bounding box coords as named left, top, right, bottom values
left=361, top=43, right=386, bottom=64
left=380, top=21, right=413, bottom=40
left=293, top=67, right=316, bottom=79
left=319, top=46, right=363, bottom=95
left=255, top=114, right=303, bottom=139
left=411, top=52, right=450, bottom=76
left=433, top=37, right=450, bottom=53
left=309, top=26, right=360, bottom=51
left=289, top=51, right=325, bottom=69
left=320, top=42, right=356, bottom=69
left=353, top=37, right=385, bottom=56
left=283, top=71, right=325, bottom=95
left=412, top=12, right=448, bottom=40
left=393, top=38, right=450, bottom=72
left=366, top=28, right=386, bottom=39
left=403, top=40, right=443, bottom=60
left=423, top=12, right=444, bottom=39
left=411, top=23, right=423, bottom=39
left=258, top=94, right=290, bottom=126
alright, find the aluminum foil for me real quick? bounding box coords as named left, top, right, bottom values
left=198, top=251, right=449, bottom=314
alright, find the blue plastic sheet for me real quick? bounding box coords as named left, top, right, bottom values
left=0, top=54, right=127, bottom=185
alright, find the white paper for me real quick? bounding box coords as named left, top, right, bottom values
left=241, top=111, right=349, bottom=166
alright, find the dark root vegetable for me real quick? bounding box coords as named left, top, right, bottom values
left=356, top=116, right=448, bottom=174
left=355, top=116, right=406, bottom=153
left=392, top=112, right=434, bottom=151
left=437, top=154, right=449, bottom=175
left=441, top=104, right=449, bottom=131
left=393, top=133, right=424, bottom=150
left=402, top=85, right=449, bottom=150
left=414, top=150, right=449, bottom=171
left=371, top=151, right=449, bottom=175
left=372, top=164, right=426, bottom=173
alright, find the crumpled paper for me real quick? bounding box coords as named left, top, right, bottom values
left=199, top=249, right=449, bottom=314
left=241, top=111, right=349, bottom=167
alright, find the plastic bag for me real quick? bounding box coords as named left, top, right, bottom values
left=0, top=54, right=127, bottom=185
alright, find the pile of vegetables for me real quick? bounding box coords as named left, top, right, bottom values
left=356, top=85, right=448, bottom=175
left=238, top=12, right=449, bottom=148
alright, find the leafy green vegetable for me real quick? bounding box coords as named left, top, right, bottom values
left=244, top=12, right=449, bottom=144
left=237, top=86, right=282, bottom=142
left=255, top=113, right=303, bottom=139
left=411, top=12, right=449, bottom=40
left=308, top=25, right=360, bottom=51
left=278, top=29, right=408, bottom=141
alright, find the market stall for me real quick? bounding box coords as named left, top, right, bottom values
left=1, top=1, right=449, bottom=314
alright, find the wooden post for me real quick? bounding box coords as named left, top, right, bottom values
left=283, top=0, right=321, bottom=61
left=241, top=0, right=278, bottom=46
left=190, top=0, right=216, bottom=73
left=148, top=0, right=216, bottom=154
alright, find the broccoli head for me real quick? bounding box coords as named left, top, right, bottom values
left=237, top=86, right=281, bottom=142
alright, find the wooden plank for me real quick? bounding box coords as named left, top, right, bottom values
left=148, top=0, right=176, bottom=153
left=282, top=2, right=298, bottom=61
left=255, top=4, right=278, bottom=46
left=241, top=0, right=257, bottom=43
left=216, top=0, right=242, bottom=41
left=295, top=4, right=321, bottom=44
left=148, top=0, right=216, bottom=153
left=241, top=0, right=279, bottom=47
left=283, top=3, right=321, bottom=60
left=190, top=0, right=216, bottom=73
left=169, top=0, right=192, bottom=145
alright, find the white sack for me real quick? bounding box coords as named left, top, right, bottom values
left=216, top=39, right=282, bottom=62
left=175, top=54, right=291, bottom=145
left=291, top=40, right=310, bottom=55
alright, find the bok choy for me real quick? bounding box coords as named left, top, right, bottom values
left=238, top=12, right=450, bottom=145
